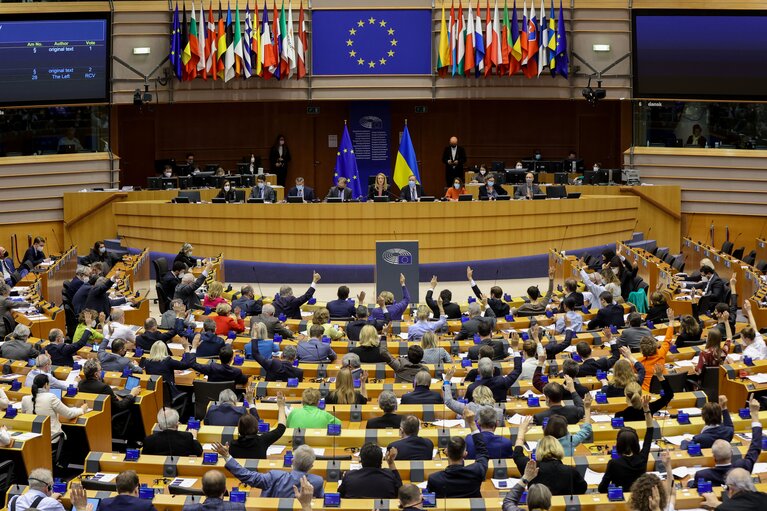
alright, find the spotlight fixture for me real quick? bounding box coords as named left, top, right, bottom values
left=581, top=77, right=606, bottom=106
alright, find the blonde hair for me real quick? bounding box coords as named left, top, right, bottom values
left=333, top=367, right=358, bottom=405
left=537, top=435, right=565, bottom=461
left=611, top=359, right=636, bottom=388
left=375, top=173, right=388, bottom=188
left=216, top=303, right=231, bottom=315
left=624, top=382, right=643, bottom=409
left=302, top=388, right=320, bottom=406
left=420, top=331, right=438, bottom=350
left=379, top=291, right=394, bottom=305
left=312, top=308, right=330, bottom=325
left=358, top=325, right=380, bottom=347
left=416, top=305, right=431, bottom=322
left=250, top=321, right=267, bottom=340
left=148, top=341, right=170, bottom=361
left=700, top=258, right=714, bottom=269
left=207, top=281, right=224, bottom=299
left=472, top=385, right=495, bottom=406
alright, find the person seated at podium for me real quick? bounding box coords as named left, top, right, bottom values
left=287, top=177, right=315, bottom=202
left=444, top=177, right=467, bottom=201
left=514, top=172, right=542, bottom=200
left=57, top=127, right=84, bottom=153
left=325, top=177, right=353, bottom=201
left=21, top=236, right=46, bottom=268
left=368, top=173, right=393, bottom=200
left=251, top=174, right=276, bottom=202
left=161, top=164, right=174, bottom=178
left=470, top=164, right=489, bottom=184
left=174, top=242, right=197, bottom=269
left=400, top=175, right=424, bottom=202
left=215, top=180, right=237, bottom=202
left=214, top=166, right=226, bottom=177
left=186, top=152, right=200, bottom=173
left=478, top=176, right=507, bottom=200
left=686, top=124, right=707, bottom=148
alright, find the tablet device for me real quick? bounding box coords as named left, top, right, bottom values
left=373, top=196, right=390, bottom=202
left=50, top=388, right=62, bottom=399
left=125, top=375, right=140, bottom=391
left=87, top=498, right=100, bottom=511
left=247, top=198, right=265, bottom=204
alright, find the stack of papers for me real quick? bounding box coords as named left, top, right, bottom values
left=507, top=414, right=526, bottom=425
left=11, top=432, right=41, bottom=441
left=663, top=434, right=694, bottom=446
left=752, top=463, right=767, bottom=474
left=747, top=373, right=767, bottom=384
left=65, top=370, right=81, bottom=385
left=590, top=414, right=613, bottom=423
left=169, top=478, right=197, bottom=488
left=584, top=468, right=604, bottom=485
left=674, top=360, right=696, bottom=368
left=90, top=473, right=118, bottom=483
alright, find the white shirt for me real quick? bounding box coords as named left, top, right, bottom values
left=102, top=321, right=136, bottom=343
left=21, top=391, right=84, bottom=437
left=451, top=147, right=457, bottom=160
left=24, top=369, right=68, bottom=391
left=743, top=334, right=767, bottom=361
left=8, top=489, right=66, bottom=511
left=520, top=357, right=539, bottom=380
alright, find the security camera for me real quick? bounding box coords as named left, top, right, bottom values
left=133, top=89, right=142, bottom=106
left=582, top=78, right=606, bottom=106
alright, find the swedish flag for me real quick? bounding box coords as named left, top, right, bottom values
left=393, top=124, right=421, bottom=190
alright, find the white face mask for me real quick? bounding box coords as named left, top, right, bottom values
left=526, top=178, right=533, bottom=184
left=164, top=172, right=172, bottom=177
left=90, top=320, right=97, bottom=328
left=701, top=276, right=709, bottom=282
left=453, top=183, right=460, bottom=189
left=297, top=185, right=303, bottom=191
left=515, top=164, right=523, bottom=169
left=224, top=186, right=231, bottom=191
left=258, top=183, right=265, bottom=189
left=409, top=181, right=416, bottom=187
left=99, top=247, right=106, bottom=254
left=487, top=181, right=495, bottom=187
left=479, top=169, right=486, bottom=175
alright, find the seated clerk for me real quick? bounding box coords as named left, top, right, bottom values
left=586, top=291, right=626, bottom=330
left=464, top=355, right=523, bottom=403
left=690, top=399, right=762, bottom=487
left=512, top=419, right=588, bottom=496
left=425, top=275, right=462, bottom=319
left=211, top=303, right=245, bottom=336
left=387, top=415, right=435, bottom=461
left=615, top=366, right=673, bottom=421
left=346, top=304, right=390, bottom=342
left=686, top=396, right=735, bottom=448
left=533, top=357, right=589, bottom=400
left=478, top=175, right=508, bottom=200
left=511, top=266, right=556, bottom=317
left=426, top=409, right=488, bottom=498
left=251, top=174, right=277, bottom=202
left=296, top=324, right=338, bottom=363
left=228, top=397, right=285, bottom=459
left=370, top=273, right=411, bottom=322
left=637, top=319, right=675, bottom=391
left=203, top=389, right=260, bottom=427
left=174, top=242, right=198, bottom=270
left=287, top=176, right=316, bottom=202
left=326, top=285, right=358, bottom=319
left=142, top=407, right=203, bottom=456
left=464, top=345, right=501, bottom=382
left=195, top=318, right=226, bottom=358
left=465, top=406, right=514, bottom=459
left=574, top=334, right=620, bottom=376
left=367, top=391, right=405, bottom=429
left=193, top=345, right=250, bottom=384
left=135, top=317, right=182, bottom=351
left=557, top=279, right=584, bottom=312
left=617, top=312, right=653, bottom=352
left=231, top=285, right=263, bottom=317
left=272, top=271, right=321, bottom=320
left=45, top=328, right=91, bottom=367
left=553, top=297, right=583, bottom=334
left=368, top=172, right=394, bottom=201
left=160, top=262, right=186, bottom=302
left=514, top=172, right=542, bottom=200
left=325, top=176, right=353, bottom=201
left=644, top=292, right=669, bottom=324
left=467, top=266, right=511, bottom=318
left=532, top=378, right=585, bottom=425
left=454, top=299, right=497, bottom=341
left=467, top=321, right=507, bottom=361
left=97, top=337, right=142, bottom=374
left=215, top=180, right=237, bottom=202
left=78, top=359, right=140, bottom=415
left=400, top=370, right=443, bottom=405
left=253, top=344, right=303, bottom=382
left=338, top=443, right=402, bottom=499
left=444, top=177, right=467, bottom=201
left=598, top=394, right=655, bottom=493
left=600, top=353, right=646, bottom=398
left=400, top=175, right=425, bottom=202
left=21, top=236, right=46, bottom=268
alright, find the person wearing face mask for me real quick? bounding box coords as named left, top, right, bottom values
left=21, top=236, right=46, bottom=269
left=0, top=246, right=18, bottom=286
left=441, top=136, right=467, bottom=187
left=368, top=173, right=393, bottom=201
left=161, top=164, right=174, bottom=178
left=478, top=174, right=508, bottom=200
left=251, top=174, right=277, bottom=202
left=444, top=177, right=467, bottom=201
left=216, top=180, right=238, bottom=202
left=514, top=172, right=542, bottom=200
left=269, top=134, right=291, bottom=187
left=471, top=164, right=489, bottom=184
left=81, top=241, right=114, bottom=271
left=514, top=161, right=525, bottom=170
left=160, top=261, right=186, bottom=303
left=400, top=175, right=425, bottom=202
left=174, top=242, right=197, bottom=269
left=325, top=177, right=353, bottom=202
left=532, top=150, right=543, bottom=161
left=287, top=176, right=316, bottom=202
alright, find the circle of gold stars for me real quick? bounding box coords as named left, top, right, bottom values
left=334, top=147, right=359, bottom=182
left=346, top=16, right=397, bottom=69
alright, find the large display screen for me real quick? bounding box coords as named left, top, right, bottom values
left=632, top=11, right=767, bottom=100
left=0, top=13, right=110, bottom=106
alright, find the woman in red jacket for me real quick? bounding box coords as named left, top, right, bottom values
left=444, top=177, right=467, bottom=201
left=212, top=303, right=245, bottom=335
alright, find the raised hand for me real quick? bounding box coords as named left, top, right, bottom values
left=718, top=394, right=728, bottom=410
left=399, top=273, right=405, bottom=286
left=313, top=271, right=321, bottom=283
left=430, top=275, right=438, bottom=289
left=357, top=291, right=365, bottom=304
left=466, top=266, right=474, bottom=281
left=523, top=459, right=539, bottom=482
left=213, top=441, right=230, bottom=458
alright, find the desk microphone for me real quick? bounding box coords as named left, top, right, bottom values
left=558, top=225, right=570, bottom=255
left=685, top=213, right=695, bottom=240
left=251, top=266, right=264, bottom=300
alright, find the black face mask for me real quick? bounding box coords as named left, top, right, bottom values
left=1, top=251, right=7, bottom=259
left=450, top=144, right=457, bottom=148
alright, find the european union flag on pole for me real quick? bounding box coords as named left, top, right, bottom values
left=170, top=2, right=183, bottom=79
left=393, top=123, right=420, bottom=190
left=334, top=123, right=363, bottom=199
left=554, top=0, right=568, bottom=78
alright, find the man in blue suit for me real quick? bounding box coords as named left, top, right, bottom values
left=182, top=470, right=245, bottom=510
left=326, top=286, right=360, bottom=319
left=286, top=177, right=316, bottom=202
left=100, top=470, right=157, bottom=511
left=387, top=415, right=434, bottom=460
left=0, top=246, right=16, bottom=286
left=203, top=389, right=259, bottom=427
left=689, top=396, right=735, bottom=448
left=465, top=407, right=513, bottom=459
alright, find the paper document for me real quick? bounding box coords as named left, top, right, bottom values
left=431, top=419, right=464, bottom=428
left=752, top=463, right=767, bottom=474
left=747, top=373, right=767, bottom=384
left=584, top=468, right=604, bottom=485
left=65, top=370, right=80, bottom=385
left=663, top=434, right=693, bottom=446
left=491, top=478, right=521, bottom=489
left=90, top=473, right=118, bottom=482
left=507, top=414, right=526, bottom=425
left=266, top=445, right=285, bottom=456
left=590, top=414, right=613, bottom=423
left=11, top=432, right=41, bottom=441
left=169, top=478, right=197, bottom=488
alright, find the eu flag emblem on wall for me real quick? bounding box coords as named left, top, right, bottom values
left=312, top=9, right=432, bottom=75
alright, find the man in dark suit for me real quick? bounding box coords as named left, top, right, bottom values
left=575, top=339, right=621, bottom=377
left=465, top=407, right=513, bottom=459
left=325, top=177, right=354, bottom=201
left=182, top=470, right=245, bottom=511
left=195, top=319, right=226, bottom=358
left=532, top=378, right=585, bottom=425
left=21, top=236, right=46, bottom=268
left=400, top=371, right=443, bottom=404
left=0, top=246, right=17, bottom=286
left=425, top=276, right=461, bottom=319
left=203, top=389, right=259, bottom=427
left=160, top=262, right=186, bottom=302
left=441, top=136, right=467, bottom=187
left=514, top=172, right=543, bottom=199
left=136, top=317, right=181, bottom=351
left=251, top=304, right=294, bottom=339
left=465, top=356, right=522, bottom=403
left=232, top=285, right=263, bottom=316
left=454, top=299, right=496, bottom=341
left=699, top=468, right=767, bottom=511
left=253, top=344, right=303, bottom=382
left=386, top=415, right=434, bottom=460
left=467, top=266, right=510, bottom=318
left=467, top=321, right=507, bottom=360
left=174, top=263, right=212, bottom=310
left=78, top=358, right=139, bottom=415
left=427, top=409, right=487, bottom=498
left=286, top=177, right=316, bottom=202
left=72, top=280, right=93, bottom=314
left=367, top=391, right=404, bottom=429
left=64, top=266, right=90, bottom=302
left=338, top=442, right=402, bottom=498
left=346, top=305, right=390, bottom=341
left=326, top=285, right=357, bottom=319
left=400, top=175, right=425, bottom=202
left=85, top=276, right=127, bottom=317
left=696, top=266, right=727, bottom=314
left=273, top=272, right=320, bottom=320
left=587, top=291, right=626, bottom=330
left=193, top=346, right=250, bottom=385
left=478, top=176, right=508, bottom=200
left=45, top=328, right=91, bottom=367
left=251, top=174, right=277, bottom=202
left=99, top=470, right=158, bottom=511
left=142, top=407, right=203, bottom=456
left=558, top=279, right=584, bottom=312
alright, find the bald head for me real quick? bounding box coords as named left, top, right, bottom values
left=711, top=439, right=732, bottom=464
left=449, top=136, right=458, bottom=146
left=201, top=470, right=227, bottom=498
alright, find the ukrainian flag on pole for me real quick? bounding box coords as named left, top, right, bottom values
left=393, top=123, right=421, bottom=189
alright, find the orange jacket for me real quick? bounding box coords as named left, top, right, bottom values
left=639, top=325, right=673, bottom=391
left=212, top=314, right=245, bottom=335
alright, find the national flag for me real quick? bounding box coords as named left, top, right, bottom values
left=474, top=1, right=484, bottom=77
left=286, top=2, right=297, bottom=77
left=170, top=2, right=182, bottom=80
left=181, top=2, right=189, bottom=80
left=519, top=0, right=528, bottom=68
left=483, top=0, right=492, bottom=73
left=393, top=124, right=421, bottom=190
left=499, top=0, right=509, bottom=74
left=198, top=1, right=208, bottom=79
left=449, top=1, right=457, bottom=76
left=224, top=3, right=235, bottom=81
left=296, top=0, right=307, bottom=78
left=509, top=0, right=522, bottom=75
left=489, top=0, right=501, bottom=74
left=205, top=3, right=216, bottom=79
left=279, top=2, right=289, bottom=77
left=273, top=1, right=282, bottom=79
left=334, top=123, right=363, bottom=199
left=464, top=2, right=475, bottom=74
left=437, top=1, right=450, bottom=76
left=523, top=1, right=538, bottom=78
left=216, top=2, right=226, bottom=79
left=234, top=1, right=244, bottom=77
left=260, top=2, right=276, bottom=78
left=554, top=0, right=568, bottom=77
left=537, top=0, right=547, bottom=77
left=456, top=2, right=466, bottom=76
left=243, top=2, right=253, bottom=78
left=253, top=0, right=261, bottom=77
left=186, top=1, right=200, bottom=79
left=547, top=0, right=556, bottom=75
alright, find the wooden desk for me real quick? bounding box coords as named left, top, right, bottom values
left=682, top=237, right=746, bottom=306
left=0, top=414, right=52, bottom=478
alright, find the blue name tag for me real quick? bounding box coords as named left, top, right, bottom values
left=608, top=486, right=624, bottom=501
left=677, top=412, right=690, bottom=424
left=203, top=452, right=218, bottom=464
left=527, top=396, right=540, bottom=407
left=287, top=378, right=299, bottom=387
left=595, top=392, right=608, bottom=404
left=139, top=487, right=154, bottom=500
left=697, top=480, right=712, bottom=494
left=687, top=443, right=702, bottom=456
left=125, top=449, right=139, bottom=461
left=739, top=408, right=751, bottom=420
left=611, top=417, right=624, bottom=428
left=324, top=493, right=341, bottom=507
left=328, top=423, right=342, bottom=435
left=230, top=490, right=246, bottom=503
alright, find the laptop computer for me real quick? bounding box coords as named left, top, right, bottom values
left=418, top=196, right=435, bottom=202
left=567, top=192, right=581, bottom=199
left=458, top=194, right=473, bottom=201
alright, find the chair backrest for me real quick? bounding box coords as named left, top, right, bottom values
left=152, top=257, right=169, bottom=280
left=700, top=366, right=720, bottom=402
left=2, top=313, right=16, bottom=338
left=672, top=256, right=685, bottom=272
left=744, top=251, right=756, bottom=266
left=664, top=371, right=687, bottom=393
left=732, top=247, right=745, bottom=261
left=62, top=280, right=73, bottom=304
left=0, top=460, right=14, bottom=503
left=663, top=252, right=675, bottom=265
left=192, top=380, right=236, bottom=420
left=156, top=283, right=170, bottom=314
left=721, top=241, right=734, bottom=255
